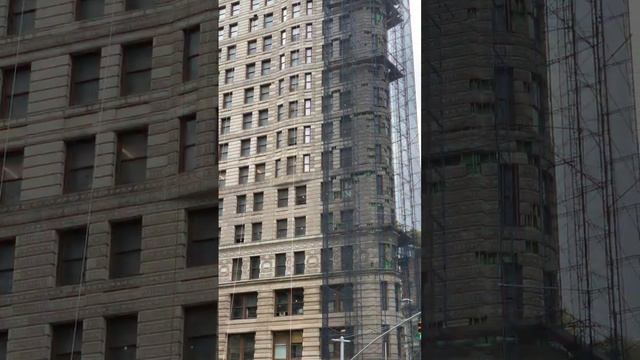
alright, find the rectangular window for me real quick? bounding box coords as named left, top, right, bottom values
left=219, top=6, right=226, bottom=19
left=291, top=26, right=300, bottom=41
left=286, top=156, right=296, bottom=175
left=110, top=218, right=141, bottom=279
left=290, top=50, right=300, bottom=66
left=63, top=138, right=95, bottom=193
left=294, top=251, right=305, bottom=274
left=275, top=288, right=304, bottom=316
left=263, top=35, right=273, bottom=51
left=302, top=154, right=310, bottom=173
left=0, top=239, right=15, bottom=294
left=321, top=150, right=333, bottom=170
left=321, top=247, right=333, bottom=272
left=375, top=144, right=382, bottom=164
left=275, top=253, right=286, bottom=276
left=257, top=136, right=267, bottom=154
left=227, top=45, right=237, bottom=60
left=116, top=130, right=147, bottom=185
left=223, top=93, right=232, bottom=109
left=289, top=101, right=298, bottom=118
left=236, top=195, right=247, bottom=213
left=324, top=284, right=353, bottom=313
left=106, top=316, right=137, bottom=360
left=276, top=131, right=283, bottom=147
left=231, top=2, right=240, bottom=15
left=273, top=330, right=303, bottom=360
left=247, top=40, right=257, bottom=55
left=244, top=88, right=254, bottom=104
left=341, top=245, right=353, bottom=271
left=380, top=281, right=388, bottom=310
left=71, top=52, right=100, bottom=105
left=255, top=163, right=266, bottom=182
left=183, top=305, right=217, bottom=360
left=126, top=0, right=153, bottom=10
left=289, top=75, right=299, bottom=91
left=288, top=128, right=297, bottom=146
left=261, top=60, right=271, bottom=75
left=218, top=143, right=228, bottom=161
left=304, top=73, right=312, bottom=89
left=250, top=256, right=260, bottom=279
left=234, top=225, right=245, bottom=243
left=279, top=54, right=286, bottom=70
left=258, top=109, right=269, bottom=126
left=321, top=122, right=333, bottom=141
left=340, top=116, right=352, bottom=138
left=341, top=209, right=354, bottom=229
left=277, top=104, right=284, bottom=120
left=2, top=65, right=30, bottom=118
left=238, top=166, right=249, bottom=184
left=260, top=84, right=270, bottom=101
left=276, top=219, right=288, bottom=239
left=340, top=147, right=352, bottom=168
left=292, top=2, right=301, bottom=17
left=305, top=48, right=312, bottom=63
left=232, top=258, right=242, bottom=281
left=277, top=188, right=289, bottom=208
left=376, top=175, right=384, bottom=195
left=304, top=99, right=311, bottom=115
left=281, top=7, right=288, bottom=22
left=219, top=170, right=226, bottom=188
left=122, top=42, right=152, bottom=95
left=57, top=228, right=87, bottom=286
left=264, top=13, right=274, bottom=28
left=229, top=23, right=238, bottom=37
left=231, top=293, right=258, bottom=319
left=495, top=66, right=514, bottom=124
left=305, top=23, right=313, bottom=39
left=242, top=113, right=252, bottom=130
left=501, top=164, right=520, bottom=226
left=240, top=139, right=251, bottom=157
left=275, top=159, right=282, bottom=177
left=184, top=27, right=200, bottom=81
left=252, top=222, right=262, bottom=241
left=51, top=323, right=82, bottom=360
left=7, top=0, right=35, bottom=35
left=228, top=333, right=255, bottom=360
left=253, top=192, right=264, bottom=211
left=295, top=186, right=306, bottom=205
left=294, top=217, right=306, bottom=236
left=180, top=115, right=197, bottom=172
left=306, top=1, right=312, bottom=14
left=302, top=126, right=311, bottom=144
left=187, top=208, right=218, bottom=267
left=249, top=18, right=258, bottom=32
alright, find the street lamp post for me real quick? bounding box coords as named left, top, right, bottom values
left=331, top=335, right=352, bottom=360
left=402, top=298, right=414, bottom=360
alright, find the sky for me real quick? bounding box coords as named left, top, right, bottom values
left=410, top=1, right=421, bottom=146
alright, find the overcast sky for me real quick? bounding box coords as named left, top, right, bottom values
left=410, top=1, right=421, bottom=145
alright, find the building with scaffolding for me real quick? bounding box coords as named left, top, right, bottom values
left=0, top=1, right=218, bottom=359
left=216, top=0, right=420, bottom=358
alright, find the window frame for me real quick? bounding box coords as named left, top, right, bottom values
left=109, top=218, right=142, bottom=279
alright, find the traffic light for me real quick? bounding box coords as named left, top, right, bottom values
left=416, top=321, right=423, bottom=340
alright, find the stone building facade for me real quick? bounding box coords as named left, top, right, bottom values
left=0, top=1, right=218, bottom=359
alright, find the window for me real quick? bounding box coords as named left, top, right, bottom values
left=239, top=113, right=251, bottom=130
left=340, top=147, right=352, bottom=168
left=219, top=6, right=226, bottom=19
left=275, top=253, right=286, bottom=276
left=321, top=122, right=333, bottom=141
left=57, top=228, right=87, bottom=286
left=277, top=188, right=289, bottom=207
left=291, top=26, right=300, bottom=41
left=289, top=101, right=298, bottom=118
left=126, top=0, right=153, bottom=10
left=290, top=50, right=300, bottom=66
left=227, top=333, right=255, bottom=360
left=305, top=23, right=313, bottom=39
left=304, top=99, right=311, bottom=115
left=224, top=69, right=234, bottom=84
left=294, top=251, right=305, bottom=274
left=341, top=179, right=353, bottom=200
left=263, top=36, right=273, bottom=51
left=234, top=225, right=245, bottom=243
left=340, top=116, right=352, bottom=138
left=238, top=166, right=249, bottom=184
left=496, top=67, right=514, bottom=124
left=252, top=222, right=262, bottom=241
left=261, top=60, right=271, bottom=75
left=264, top=13, right=273, bottom=28
left=240, top=139, right=251, bottom=157
left=294, top=217, right=306, bottom=236
left=288, top=128, right=297, bottom=146
left=255, top=163, right=266, bottom=182
left=247, top=40, right=257, bottom=55
left=276, top=219, right=288, bottom=239
left=106, top=316, right=137, bottom=360
left=295, top=186, right=306, bottom=205
left=2, top=65, right=30, bottom=118
left=304, top=73, right=312, bottom=89
left=281, top=7, right=288, bottom=22
left=250, top=256, right=260, bottom=279
left=257, top=136, right=267, bottom=154
left=246, top=63, right=257, bottom=77
left=501, top=164, right=520, bottom=226
left=341, top=209, right=354, bottom=229
left=376, top=175, right=384, bottom=195
left=7, top=0, right=35, bottom=35
left=183, top=305, right=217, bottom=360
left=180, top=115, right=197, bottom=172
left=253, top=192, right=264, bottom=211
left=303, top=126, right=311, bottom=144
left=218, top=143, right=228, bottom=161
left=231, top=2, right=240, bottom=16
left=231, top=293, right=258, bottom=319
left=306, top=1, right=313, bottom=14
left=71, top=52, right=100, bottom=105
left=380, top=281, right=388, bottom=310
left=258, top=109, right=269, bottom=126
left=229, top=23, right=238, bottom=37
left=219, top=170, right=226, bottom=188
left=260, top=84, right=270, bottom=100
left=275, top=288, right=304, bottom=316
left=116, top=130, right=147, bottom=185
left=51, top=323, right=82, bottom=360
left=321, top=247, right=333, bottom=272
left=249, top=17, right=258, bottom=32
left=280, top=30, right=287, bottom=46
left=227, top=45, right=237, bottom=60
left=223, top=92, right=233, bottom=109
left=236, top=195, right=247, bottom=213
left=184, top=27, right=200, bottom=81
left=0, top=239, right=15, bottom=294
left=292, top=2, right=301, bottom=17
left=321, top=150, right=333, bottom=170
left=232, top=258, right=242, bottom=281
left=187, top=208, right=218, bottom=267
left=375, top=144, right=382, bottom=164
left=244, top=88, right=254, bottom=104
left=276, top=131, right=283, bottom=149
left=273, top=330, right=303, bottom=360
left=377, top=205, right=384, bottom=224
left=277, top=104, right=284, bottom=120
left=63, top=138, right=95, bottom=194
left=286, top=156, right=296, bottom=175
left=122, top=42, right=152, bottom=95
left=324, top=284, right=353, bottom=312
left=305, top=48, right=312, bottom=63
left=110, top=219, right=141, bottom=278
left=341, top=245, right=353, bottom=271
left=275, top=159, right=282, bottom=177
left=302, top=154, right=310, bottom=173
left=218, top=27, right=224, bottom=41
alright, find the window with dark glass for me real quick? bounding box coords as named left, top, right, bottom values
left=340, top=147, right=352, bottom=168
left=0, top=151, right=23, bottom=205
left=257, top=136, right=267, bottom=154
left=71, top=52, right=101, bottom=105
left=227, top=333, right=255, bottom=360
left=341, top=209, right=354, bottom=229
left=106, top=315, right=137, bottom=360
left=380, top=281, right=388, bottom=310
left=255, top=163, right=265, bottom=182
left=277, top=188, right=288, bottom=208
left=183, top=27, right=200, bottom=81
left=247, top=40, right=257, bottom=55
left=76, top=0, right=104, bottom=19
left=0, top=331, right=6, bottom=360
left=294, top=217, right=306, bottom=237
left=287, top=128, right=297, bottom=146
left=259, top=84, right=270, bottom=100
left=219, top=143, right=229, bottom=161
left=183, top=304, right=217, bottom=360
left=221, top=117, right=231, bottom=134
left=121, top=42, right=152, bottom=95
left=232, top=258, right=242, bottom=281
left=294, top=251, right=305, bottom=274
left=180, top=115, right=197, bottom=172
left=258, top=109, right=268, bottom=126
left=110, top=218, right=141, bottom=278
left=116, top=129, right=147, bottom=185
left=275, top=288, right=304, bottom=316
left=275, top=253, right=286, bottom=276
left=321, top=247, right=333, bottom=272
left=252, top=222, right=262, bottom=241
left=295, top=186, right=306, bottom=205
left=2, top=65, right=30, bottom=118
left=286, top=156, right=296, bottom=175
left=241, top=139, right=251, bottom=157
left=323, top=284, right=353, bottom=313
left=7, top=0, right=35, bottom=35
left=341, top=245, right=353, bottom=271
left=51, top=322, right=82, bottom=360
left=234, top=225, right=245, bottom=243
left=187, top=208, right=218, bottom=267
left=250, top=256, right=260, bottom=279
left=263, top=35, right=273, bottom=51
left=0, top=239, right=15, bottom=294
left=57, top=228, right=87, bottom=286
left=244, top=87, right=254, bottom=104
left=126, top=0, right=153, bottom=10
left=239, top=166, right=249, bottom=184
left=253, top=192, right=264, bottom=211
left=242, top=112, right=252, bottom=129
left=276, top=219, right=288, bottom=239
left=64, top=138, right=95, bottom=193
left=231, top=293, right=257, bottom=319
left=273, top=330, right=303, bottom=360
left=236, top=195, right=246, bottom=214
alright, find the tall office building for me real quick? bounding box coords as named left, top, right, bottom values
left=0, top=1, right=218, bottom=360
left=423, top=1, right=564, bottom=358
left=217, top=0, right=418, bottom=358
